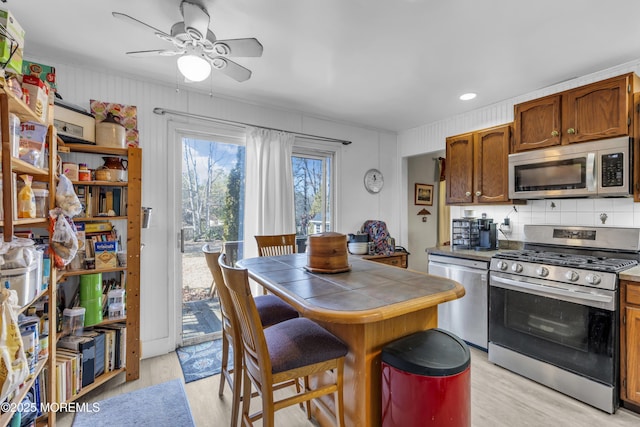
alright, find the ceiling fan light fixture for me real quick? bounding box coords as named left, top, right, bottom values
left=177, top=54, right=211, bottom=82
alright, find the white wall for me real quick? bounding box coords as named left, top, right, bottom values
left=31, top=54, right=399, bottom=357
left=399, top=58, right=640, bottom=248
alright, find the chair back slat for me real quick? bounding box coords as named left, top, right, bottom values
left=219, top=257, right=272, bottom=384
left=202, top=247, right=233, bottom=329
left=255, top=234, right=297, bottom=257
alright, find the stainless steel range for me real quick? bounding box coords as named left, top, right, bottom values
left=488, top=224, right=640, bottom=414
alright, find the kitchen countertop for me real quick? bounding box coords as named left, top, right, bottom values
left=426, top=241, right=523, bottom=262
left=619, top=265, right=640, bottom=282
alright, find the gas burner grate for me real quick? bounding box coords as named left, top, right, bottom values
left=494, top=250, right=638, bottom=272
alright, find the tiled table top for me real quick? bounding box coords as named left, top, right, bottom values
left=237, top=253, right=465, bottom=324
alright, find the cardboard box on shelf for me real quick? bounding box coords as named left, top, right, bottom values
left=0, top=8, right=25, bottom=75
left=21, top=74, right=49, bottom=122
left=22, top=60, right=56, bottom=92
left=94, top=241, right=118, bottom=269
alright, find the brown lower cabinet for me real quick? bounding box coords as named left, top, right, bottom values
left=620, top=280, right=640, bottom=408
left=362, top=253, right=408, bottom=268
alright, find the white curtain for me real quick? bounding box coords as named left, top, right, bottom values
left=243, top=126, right=296, bottom=259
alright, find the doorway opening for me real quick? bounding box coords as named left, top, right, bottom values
left=179, top=130, right=246, bottom=346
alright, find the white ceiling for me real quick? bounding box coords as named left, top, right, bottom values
left=8, top=0, right=640, bottom=132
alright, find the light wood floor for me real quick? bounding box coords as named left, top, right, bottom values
left=57, top=347, right=640, bottom=426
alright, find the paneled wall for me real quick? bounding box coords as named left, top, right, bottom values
left=30, top=54, right=398, bottom=357
left=399, top=58, right=640, bottom=259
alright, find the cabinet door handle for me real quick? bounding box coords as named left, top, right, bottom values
left=567, top=128, right=576, bottom=134
left=551, top=130, right=559, bottom=137
left=465, top=191, right=471, bottom=197
left=475, top=191, right=482, bottom=196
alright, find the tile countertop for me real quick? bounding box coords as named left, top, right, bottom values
left=619, top=265, right=640, bottom=282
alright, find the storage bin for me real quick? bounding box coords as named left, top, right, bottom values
left=381, top=328, right=471, bottom=427
left=107, top=288, right=125, bottom=306
left=80, top=297, right=102, bottom=326
left=32, top=188, right=49, bottom=218
left=62, top=307, right=85, bottom=336
left=79, top=273, right=102, bottom=300
left=0, top=261, right=40, bottom=307
left=108, top=302, right=125, bottom=319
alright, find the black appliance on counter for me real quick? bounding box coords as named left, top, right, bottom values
left=452, top=218, right=497, bottom=251
left=488, top=224, right=640, bottom=414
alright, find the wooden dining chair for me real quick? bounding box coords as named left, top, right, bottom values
left=254, top=234, right=297, bottom=294
left=202, top=246, right=299, bottom=427
left=219, top=256, right=348, bottom=427
left=255, top=233, right=297, bottom=257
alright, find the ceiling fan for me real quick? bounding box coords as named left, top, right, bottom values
left=113, top=0, right=263, bottom=82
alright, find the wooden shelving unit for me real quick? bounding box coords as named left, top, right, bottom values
left=0, top=87, right=57, bottom=426
left=1, top=84, right=141, bottom=425
left=57, top=145, right=141, bottom=384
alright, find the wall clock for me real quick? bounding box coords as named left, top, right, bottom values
left=364, top=168, right=384, bottom=194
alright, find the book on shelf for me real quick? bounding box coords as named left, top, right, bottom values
left=56, top=349, right=81, bottom=399
left=84, top=222, right=112, bottom=233
left=81, top=330, right=105, bottom=377
left=58, top=335, right=96, bottom=388
left=94, top=328, right=115, bottom=372
left=99, top=323, right=126, bottom=369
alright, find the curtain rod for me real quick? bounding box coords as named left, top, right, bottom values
left=153, top=107, right=352, bottom=145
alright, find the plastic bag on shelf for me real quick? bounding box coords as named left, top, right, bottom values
left=17, top=175, right=36, bottom=219
left=0, top=287, right=30, bottom=401
left=55, top=174, right=82, bottom=217
left=49, top=209, right=78, bottom=268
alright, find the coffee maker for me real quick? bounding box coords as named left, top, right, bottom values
left=477, top=218, right=497, bottom=251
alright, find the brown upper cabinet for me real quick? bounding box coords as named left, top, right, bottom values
left=446, top=124, right=511, bottom=205
left=514, top=73, right=640, bottom=152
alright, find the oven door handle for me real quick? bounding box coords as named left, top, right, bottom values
left=490, top=275, right=614, bottom=306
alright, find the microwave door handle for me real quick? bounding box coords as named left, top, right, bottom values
left=586, top=152, right=596, bottom=192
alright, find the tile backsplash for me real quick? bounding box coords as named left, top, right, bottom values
left=449, top=198, right=640, bottom=243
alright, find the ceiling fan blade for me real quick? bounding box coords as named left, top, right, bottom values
left=213, top=38, right=263, bottom=57
left=208, top=57, right=252, bottom=82
left=112, top=12, right=171, bottom=39
left=180, top=1, right=210, bottom=41
left=126, top=49, right=184, bottom=57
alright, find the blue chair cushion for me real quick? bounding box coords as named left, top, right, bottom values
left=264, top=318, right=348, bottom=374
left=255, top=294, right=299, bottom=327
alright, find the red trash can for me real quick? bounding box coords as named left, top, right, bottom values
left=381, top=328, right=471, bottom=427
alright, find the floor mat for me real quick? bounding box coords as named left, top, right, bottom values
left=182, top=298, right=222, bottom=343
left=176, top=339, right=233, bottom=383
left=72, top=379, right=195, bottom=426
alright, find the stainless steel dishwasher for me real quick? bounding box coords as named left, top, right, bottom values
left=428, top=253, right=489, bottom=350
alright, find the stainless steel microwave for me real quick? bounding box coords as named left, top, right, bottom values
left=508, top=136, right=632, bottom=199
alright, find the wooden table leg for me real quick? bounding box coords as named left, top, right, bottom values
left=311, top=306, right=438, bottom=426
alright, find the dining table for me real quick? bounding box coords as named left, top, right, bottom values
left=236, top=253, right=465, bottom=427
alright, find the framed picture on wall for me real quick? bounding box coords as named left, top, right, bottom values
left=415, top=183, right=434, bottom=206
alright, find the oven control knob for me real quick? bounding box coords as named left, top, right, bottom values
left=511, top=263, right=523, bottom=273
left=585, top=273, right=601, bottom=285
left=565, top=270, right=579, bottom=282
left=496, top=261, right=508, bottom=271
left=536, top=266, right=549, bottom=277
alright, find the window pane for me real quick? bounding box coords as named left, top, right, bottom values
left=292, top=154, right=331, bottom=238
left=182, top=137, right=245, bottom=262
